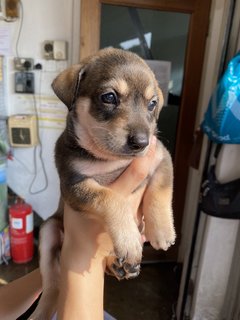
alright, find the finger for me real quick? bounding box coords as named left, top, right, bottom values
left=110, top=136, right=157, bottom=195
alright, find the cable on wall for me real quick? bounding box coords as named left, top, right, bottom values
left=29, top=69, right=49, bottom=195
left=9, top=0, right=48, bottom=195
left=15, top=0, right=23, bottom=57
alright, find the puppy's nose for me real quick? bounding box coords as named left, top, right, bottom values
left=128, top=133, right=149, bottom=151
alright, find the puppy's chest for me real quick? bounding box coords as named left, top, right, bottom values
left=72, top=158, right=131, bottom=186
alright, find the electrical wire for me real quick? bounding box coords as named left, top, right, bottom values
left=0, top=3, right=48, bottom=197
left=13, top=154, right=35, bottom=175
left=28, top=70, right=49, bottom=195
left=29, top=70, right=49, bottom=194
left=10, top=0, right=48, bottom=195
left=15, top=0, right=24, bottom=58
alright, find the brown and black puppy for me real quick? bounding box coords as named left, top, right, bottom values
left=30, top=48, right=175, bottom=319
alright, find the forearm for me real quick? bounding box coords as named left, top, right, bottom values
left=57, top=223, right=107, bottom=320
left=0, top=268, right=42, bottom=320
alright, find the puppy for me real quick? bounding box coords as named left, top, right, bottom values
left=30, top=48, right=175, bottom=319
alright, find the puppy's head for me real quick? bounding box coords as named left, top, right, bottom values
left=52, top=48, right=163, bottom=160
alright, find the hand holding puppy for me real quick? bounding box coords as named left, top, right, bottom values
left=57, top=137, right=157, bottom=320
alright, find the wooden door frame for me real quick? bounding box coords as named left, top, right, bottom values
left=80, top=0, right=212, bottom=259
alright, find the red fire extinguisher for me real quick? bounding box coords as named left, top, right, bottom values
left=9, top=202, right=34, bottom=263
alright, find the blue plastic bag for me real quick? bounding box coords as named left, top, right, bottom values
left=201, top=51, right=240, bottom=143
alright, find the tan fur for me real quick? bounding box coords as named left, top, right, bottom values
left=144, top=85, right=155, bottom=100
left=103, top=78, right=129, bottom=96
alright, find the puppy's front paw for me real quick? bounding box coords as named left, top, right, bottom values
left=106, top=256, right=141, bottom=280
left=112, top=227, right=143, bottom=265
left=145, top=221, right=176, bottom=251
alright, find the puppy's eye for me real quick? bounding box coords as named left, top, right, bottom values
left=101, top=92, right=118, bottom=105
left=148, top=99, right=157, bottom=111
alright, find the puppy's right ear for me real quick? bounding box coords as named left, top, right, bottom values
left=52, top=64, right=85, bottom=110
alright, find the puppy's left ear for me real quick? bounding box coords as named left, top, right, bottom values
left=52, top=64, right=85, bottom=109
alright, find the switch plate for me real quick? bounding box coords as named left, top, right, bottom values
left=53, top=41, right=67, bottom=60
left=43, top=40, right=67, bottom=60
left=15, top=72, right=34, bottom=94
left=14, top=58, right=34, bottom=71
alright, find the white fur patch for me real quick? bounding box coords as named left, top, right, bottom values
left=72, top=158, right=131, bottom=177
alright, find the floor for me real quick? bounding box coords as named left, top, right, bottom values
left=0, top=251, right=181, bottom=320
left=105, top=262, right=181, bottom=320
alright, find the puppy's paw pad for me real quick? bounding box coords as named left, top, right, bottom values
left=107, top=259, right=141, bottom=280
left=123, top=263, right=141, bottom=279
left=111, top=263, right=126, bottom=280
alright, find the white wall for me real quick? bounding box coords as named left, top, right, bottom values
left=0, top=0, right=80, bottom=219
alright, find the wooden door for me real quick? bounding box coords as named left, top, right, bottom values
left=80, top=0, right=212, bottom=260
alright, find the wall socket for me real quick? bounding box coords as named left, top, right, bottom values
left=15, top=72, right=34, bottom=94
left=14, top=58, right=34, bottom=71
left=43, top=40, right=67, bottom=60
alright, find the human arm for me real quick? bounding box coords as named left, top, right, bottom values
left=0, top=268, right=42, bottom=320
left=57, top=137, right=157, bottom=320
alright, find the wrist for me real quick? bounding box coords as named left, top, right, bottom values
left=57, top=235, right=105, bottom=320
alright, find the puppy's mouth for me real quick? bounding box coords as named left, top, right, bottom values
left=102, top=132, right=150, bottom=158
left=91, top=133, right=150, bottom=160
left=75, top=121, right=150, bottom=160
left=101, top=141, right=149, bottom=160
left=97, top=143, right=149, bottom=160
left=122, top=144, right=149, bottom=157
left=84, top=136, right=149, bottom=160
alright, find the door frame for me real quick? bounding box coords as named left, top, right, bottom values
left=80, top=0, right=212, bottom=259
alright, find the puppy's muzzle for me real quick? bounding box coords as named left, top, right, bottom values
left=127, top=132, right=149, bottom=152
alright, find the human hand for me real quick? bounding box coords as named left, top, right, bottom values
left=57, top=137, right=157, bottom=319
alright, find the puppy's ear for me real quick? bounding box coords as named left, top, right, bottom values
left=52, top=64, right=85, bottom=109
left=155, top=87, right=164, bottom=119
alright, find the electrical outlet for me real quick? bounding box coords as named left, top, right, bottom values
left=14, top=58, right=34, bottom=71
left=53, top=41, right=67, bottom=60
left=15, top=72, right=34, bottom=94
left=43, top=41, right=54, bottom=60
left=42, top=40, right=67, bottom=60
